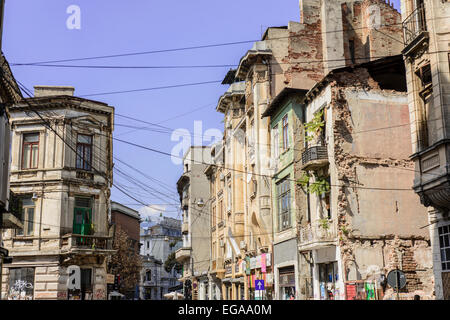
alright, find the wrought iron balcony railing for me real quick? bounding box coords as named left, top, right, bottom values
left=301, top=145, right=328, bottom=169
left=403, top=4, right=427, bottom=48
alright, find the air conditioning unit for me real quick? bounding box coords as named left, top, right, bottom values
left=240, top=241, right=247, bottom=250
left=219, top=239, right=224, bottom=247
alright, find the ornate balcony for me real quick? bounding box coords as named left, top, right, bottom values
left=301, top=145, right=328, bottom=171
left=60, top=234, right=114, bottom=255
left=298, top=219, right=337, bottom=251
left=175, top=246, right=191, bottom=262
left=402, top=4, right=429, bottom=56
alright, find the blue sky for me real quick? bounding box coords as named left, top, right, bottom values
left=3, top=0, right=401, bottom=220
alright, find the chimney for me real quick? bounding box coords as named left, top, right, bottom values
left=34, top=86, right=75, bottom=97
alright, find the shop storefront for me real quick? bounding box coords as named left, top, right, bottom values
left=279, top=266, right=296, bottom=300
left=245, top=253, right=273, bottom=300
left=312, top=246, right=344, bottom=300
left=274, top=238, right=299, bottom=300
left=318, top=262, right=339, bottom=300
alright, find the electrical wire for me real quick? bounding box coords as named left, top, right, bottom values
left=12, top=16, right=450, bottom=66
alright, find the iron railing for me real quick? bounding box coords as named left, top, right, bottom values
left=403, top=4, right=427, bottom=47
left=301, top=145, right=328, bottom=166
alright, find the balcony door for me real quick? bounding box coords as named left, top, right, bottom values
left=73, top=197, right=92, bottom=236
left=73, top=207, right=92, bottom=235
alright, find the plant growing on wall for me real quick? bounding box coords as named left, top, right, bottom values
left=304, top=110, right=325, bottom=142
left=309, top=176, right=330, bottom=195
left=341, top=225, right=350, bottom=236
left=298, top=172, right=330, bottom=195
left=297, top=172, right=311, bottom=190
left=318, top=218, right=330, bottom=230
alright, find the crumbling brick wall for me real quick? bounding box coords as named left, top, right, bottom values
left=328, top=68, right=435, bottom=299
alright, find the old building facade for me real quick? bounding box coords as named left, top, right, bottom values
left=205, top=80, right=247, bottom=300
left=1, top=86, right=115, bottom=300
left=262, top=88, right=307, bottom=300
left=140, top=216, right=182, bottom=299
left=399, top=0, right=450, bottom=300
left=175, top=146, right=211, bottom=300
left=301, top=55, right=433, bottom=300
left=202, top=0, right=407, bottom=300
left=0, top=53, right=23, bottom=297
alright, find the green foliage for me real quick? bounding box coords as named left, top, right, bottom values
left=297, top=172, right=330, bottom=195
left=318, top=218, right=330, bottom=230
left=164, top=251, right=183, bottom=273
left=297, top=172, right=311, bottom=189
left=309, top=177, right=330, bottom=195
left=341, top=225, right=350, bottom=236
left=304, top=110, right=325, bottom=142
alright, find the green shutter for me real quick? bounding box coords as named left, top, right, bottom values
left=73, top=207, right=92, bottom=235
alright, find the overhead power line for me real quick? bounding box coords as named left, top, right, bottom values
left=11, top=16, right=449, bottom=67
left=79, top=80, right=223, bottom=98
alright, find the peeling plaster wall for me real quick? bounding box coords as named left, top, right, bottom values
left=328, top=76, right=435, bottom=298
left=304, top=66, right=435, bottom=299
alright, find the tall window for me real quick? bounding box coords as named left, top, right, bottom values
left=22, top=133, right=39, bottom=169
left=282, top=115, right=289, bottom=150
left=212, top=204, right=216, bottom=227
left=277, top=178, right=291, bottom=231
left=219, top=199, right=223, bottom=223
left=272, top=125, right=279, bottom=159
left=76, top=134, right=92, bottom=170
left=227, top=180, right=232, bottom=213
left=439, top=224, right=450, bottom=271
left=16, top=197, right=35, bottom=236
left=212, top=241, right=217, bottom=259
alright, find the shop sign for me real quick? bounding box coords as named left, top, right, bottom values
left=225, top=265, right=232, bottom=275
left=250, top=257, right=257, bottom=269
left=250, top=254, right=271, bottom=270
left=106, top=274, right=115, bottom=284
left=255, top=256, right=261, bottom=269
left=245, top=257, right=251, bottom=275
left=261, top=253, right=266, bottom=273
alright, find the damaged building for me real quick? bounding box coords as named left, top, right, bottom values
left=299, top=54, right=434, bottom=300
